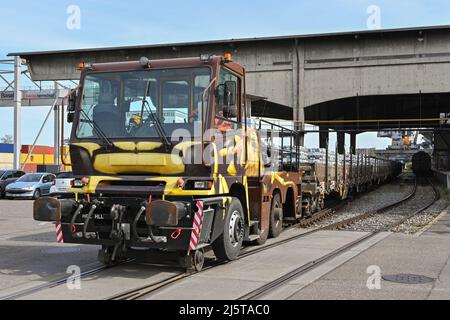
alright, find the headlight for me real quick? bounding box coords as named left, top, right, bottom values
left=194, top=181, right=209, bottom=189
left=71, top=179, right=84, bottom=188
left=71, top=177, right=89, bottom=188
left=184, top=180, right=213, bottom=190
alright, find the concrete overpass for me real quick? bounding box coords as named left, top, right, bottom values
left=9, top=25, right=450, bottom=126
left=7, top=25, right=450, bottom=166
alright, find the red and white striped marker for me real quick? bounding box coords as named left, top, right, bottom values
left=188, top=201, right=204, bottom=252
left=55, top=223, right=64, bottom=244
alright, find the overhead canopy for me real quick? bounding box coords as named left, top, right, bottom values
left=305, top=92, right=450, bottom=131
left=250, top=100, right=293, bottom=121
left=9, top=24, right=450, bottom=81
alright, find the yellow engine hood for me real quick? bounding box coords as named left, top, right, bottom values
left=93, top=153, right=185, bottom=175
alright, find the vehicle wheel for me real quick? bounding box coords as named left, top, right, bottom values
left=32, top=189, right=41, bottom=200
left=269, top=193, right=283, bottom=238
left=0, top=188, right=4, bottom=199
left=212, top=198, right=245, bottom=261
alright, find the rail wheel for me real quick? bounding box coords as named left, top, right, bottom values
left=193, top=249, right=205, bottom=272
left=269, top=193, right=283, bottom=238
left=317, top=194, right=325, bottom=211
left=310, top=197, right=318, bottom=214
left=303, top=198, right=312, bottom=218
left=179, top=249, right=205, bottom=272
left=98, top=245, right=116, bottom=266
left=212, top=198, right=244, bottom=261
left=98, top=245, right=123, bottom=266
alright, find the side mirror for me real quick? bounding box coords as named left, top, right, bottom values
left=223, top=105, right=237, bottom=118
left=67, top=112, right=75, bottom=123
left=67, top=91, right=77, bottom=123
left=224, top=81, right=237, bottom=106
left=223, top=81, right=237, bottom=118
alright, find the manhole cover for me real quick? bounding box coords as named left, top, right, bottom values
left=41, top=248, right=81, bottom=255
left=382, top=274, right=435, bottom=284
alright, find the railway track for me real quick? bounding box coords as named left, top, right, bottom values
left=3, top=178, right=413, bottom=300
left=239, top=177, right=440, bottom=300
left=108, top=200, right=351, bottom=300
left=0, top=262, right=119, bottom=300
left=326, top=177, right=439, bottom=232
left=1, top=200, right=345, bottom=301
left=323, top=177, right=419, bottom=231
left=109, top=183, right=405, bottom=300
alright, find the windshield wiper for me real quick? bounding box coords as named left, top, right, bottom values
left=79, top=109, right=114, bottom=148
left=140, top=81, right=171, bottom=151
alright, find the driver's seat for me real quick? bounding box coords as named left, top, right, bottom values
left=93, top=93, right=122, bottom=137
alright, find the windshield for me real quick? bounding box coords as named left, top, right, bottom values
left=0, top=171, right=5, bottom=178
left=56, top=172, right=74, bottom=179
left=76, top=67, right=211, bottom=140
left=17, top=174, right=43, bottom=183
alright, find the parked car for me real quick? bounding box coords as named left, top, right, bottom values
left=50, top=172, right=74, bottom=197
left=0, top=170, right=26, bottom=198
left=5, top=173, right=55, bottom=199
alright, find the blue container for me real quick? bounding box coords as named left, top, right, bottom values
left=0, top=144, right=14, bottom=153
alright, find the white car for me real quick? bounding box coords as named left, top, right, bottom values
left=50, top=172, right=74, bottom=197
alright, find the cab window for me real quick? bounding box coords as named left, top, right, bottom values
left=215, top=69, right=240, bottom=131
left=162, top=80, right=189, bottom=124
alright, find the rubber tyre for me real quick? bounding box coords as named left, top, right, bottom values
left=32, top=189, right=41, bottom=200
left=212, top=198, right=245, bottom=261
left=269, top=193, right=283, bottom=238
left=0, top=188, right=4, bottom=199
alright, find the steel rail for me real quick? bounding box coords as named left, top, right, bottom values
left=108, top=178, right=404, bottom=300
left=109, top=192, right=383, bottom=301
left=1, top=259, right=133, bottom=300
left=324, top=177, right=418, bottom=231
left=5, top=179, right=403, bottom=301
left=239, top=176, right=439, bottom=300
left=388, top=177, right=440, bottom=230
left=108, top=201, right=350, bottom=300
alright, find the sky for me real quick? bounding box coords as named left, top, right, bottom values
left=1, top=0, right=449, bottom=149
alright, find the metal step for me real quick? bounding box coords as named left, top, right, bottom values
left=247, top=234, right=261, bottom=242
left=249, top=220, right=259, bottom=227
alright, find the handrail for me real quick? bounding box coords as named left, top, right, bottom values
left=60, top=86, right=80, bottom=166
left=256, top=118, right=299, bottom=135
left=201, top=77, right=216, bottom=164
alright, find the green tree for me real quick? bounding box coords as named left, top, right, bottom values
left=1, top=134, right=13, bottom=144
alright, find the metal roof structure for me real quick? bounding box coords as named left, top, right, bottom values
left=8, top=24, right=450, bottom=58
